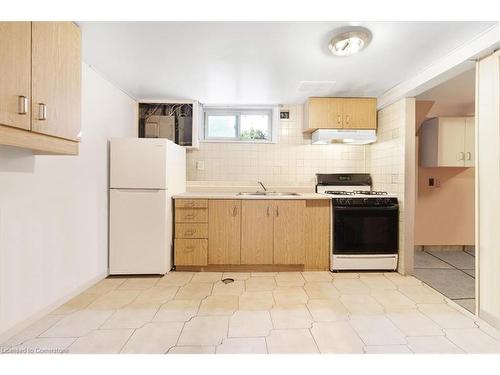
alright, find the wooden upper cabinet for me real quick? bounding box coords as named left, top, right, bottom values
left=273, top=200, right=305, bottom=265
left=0, top=22, right=31, bottom=130
left=208, top=200, right=241, bottom=264
left=303, top=97, right=377, bottom=132
left=241, top=200, right=274, bottom=265
left=31, top=22, right=81, bottom=141
left=342, top=98, right=377, bottom=129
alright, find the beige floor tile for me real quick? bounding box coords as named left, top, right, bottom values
left=398, top=285, right=445, bottom=304
left=222, top=272, right=250, bottom=280
left=275, top=272, right=305, bottom=284
left=359, top=275, right=397, bottom=290
left=333, top=279, right=370, bottom=294
left=307, top=299, right=349, bottom=322
left=121, top=322, right=184, bottom=354
left=40, top=310, right=114, bottom=338
left=304, top=282, right=340, bottom=299
left=349, top=316, right=407, bottom=345
left=212, top=280, right=245, bottom=296
left=198, top=295, right=238, bottom=316
left=371, top=290, right=416, bottom=309
left=228, top=310, right=272, bottom=337
left=178, top=316, right=228, bottom=346
left=168, top=346, right=215, bottom=354
left=51, top=292, right=101, bottom=315
left=245, top=277, right=277, bottom=292
left=10, top=337, right=76, bottom=354
left=266, top=329, right=319, bottom=354
left=174, top=282, right=213, bottom=300
left=191, top=272, right=222, bottom=283
left=153, top=300, right=200, bottom=322
left=118, top=277, right=160, bottom=290
left=384, top=273, right=422, bottom=286
left=251, top=272, right=277, bottom=277
left=101, top=303, right=160, bottom=329
left=331, top=272, right=359, bottom=279
left=85, top=277, right=127, bottom=294
left=407, top=336, right=464, bottom=354
left=87, top=290, right=141, bottom=310
left=301, top=271, right=333, bottom=282
left=133, top=286, right=179, bottom=305
left=68, top=329, right=133, bottom=354
left=2, top=315, right=64, bottom=346
left=444, top=328, right=500, bottom=353
left=418, top=303, right=477, bottom=329
left=239, top=291, right=275, bottom=310
left=340, top=294, right=385, bottom=315
left=386, top=308, right=443, bottom=336
left=273, top=287, right=308, bottom=305
left=216, top=337, right=267, bottom=354
left=157, top=272, right=194, bottom=286
left=311, top=322, right=364, bottom=353
left=271, top=304, right=313, bottom=329
left=364, top=345, right=412, bottom=354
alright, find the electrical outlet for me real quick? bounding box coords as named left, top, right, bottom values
left=428, top=178, right=434, bottom=187
left=196, top=161, right=205, bottom=171
left=280, top=111, right=290, bottom=119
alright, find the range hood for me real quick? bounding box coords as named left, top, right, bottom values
left=311, top=129, right=376, bottom=145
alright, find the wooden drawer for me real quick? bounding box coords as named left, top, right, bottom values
left=175, top=239, right=208, bottom=266
left=175, top=223, right=208, bottom=239
left=176, top=199, right=208, bottom=208
left=175, top=208, right=208, bottom=223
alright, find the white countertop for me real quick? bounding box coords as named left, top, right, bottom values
left=173, top=192, right=331, bottom=200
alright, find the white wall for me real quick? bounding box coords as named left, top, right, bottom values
left=187, top=104, right=367, bottom=191
left=476, top=51, right=500, bottom=327
left=0, top=63, right=136, bottom=337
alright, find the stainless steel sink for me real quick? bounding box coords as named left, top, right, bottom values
left=237, top=192, right=301, bottom=196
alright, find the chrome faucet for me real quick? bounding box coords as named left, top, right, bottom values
left=257, top=181, right=267, bottom=191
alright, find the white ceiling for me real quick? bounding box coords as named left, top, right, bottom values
left=417, top=68, right=476, bottom=118
left=79, top=22, right=496, bottom=104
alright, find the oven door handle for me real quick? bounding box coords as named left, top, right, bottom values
left=334, top=205, right=399, bottom=211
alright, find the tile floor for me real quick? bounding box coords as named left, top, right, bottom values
left=414, top=248, right=475, bottom=312
left=2, top=271, right=499, bottom=354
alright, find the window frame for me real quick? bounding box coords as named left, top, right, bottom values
left=201, top=106, right=278, bottom=143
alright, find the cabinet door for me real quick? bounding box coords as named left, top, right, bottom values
left=307, top=98, right=330, bottom=129
left=31, top=22, right=81, bottom=141
left=342, top=98, right=377, bottom=129
left=326, top=98, right=344, bottom=129
left=464, top=117, right=475, bottom=167
left=273, top=200, right=305, bottom=264
left=241, top=200, right=274, bottom=264
left=0, top=22, right=31, bottom=130
left=438, top=118, right=466, bottom=167
left=208, top=200, right=241, bottom=264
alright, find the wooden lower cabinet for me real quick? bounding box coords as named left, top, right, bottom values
left=241, top=200, right=274, bottom=264
left=208, top=200, right=241, bottom=264
left=305, top=200, right=330, bottom=270
left=175, top=239, right=208, bottom=266
left=273, top=200, right=305, bottom=265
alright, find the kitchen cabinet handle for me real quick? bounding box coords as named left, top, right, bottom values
left=276, top=206, right=279, bottom=217
left=267, top=206, right=270, bottom=216
left=345, top=115, right=350, bottom=125
left=232, top=206, right=237, bottom=216
left=337, top=114, right=341, bottom=125
left=185, top=230, right=195, bottom=236
left=466, top=152, right=472, bottom=161
left=184, top=214, right=195, bottom=219
left=38, top=103, right=47, bottom=121
left=185, top=246, right=195, bottom=252
left=18, top=96, right=28, bottom=115
left=185, top=202, right=194, bottom=207
left=458, top=152, right=465, bottom=161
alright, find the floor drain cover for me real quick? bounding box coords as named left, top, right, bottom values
left=222, top=278, right=234, bottom=284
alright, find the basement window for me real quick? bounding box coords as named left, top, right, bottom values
left=202, top=106, right=278, bottom=143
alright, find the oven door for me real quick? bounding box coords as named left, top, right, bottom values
left=334, top=205, right=399, bottom=254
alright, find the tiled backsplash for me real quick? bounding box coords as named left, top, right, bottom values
left=187, top=104, right=367, bottom=190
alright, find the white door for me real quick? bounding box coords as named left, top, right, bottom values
left=439, top=118, right=466, bottom=167
left=110, top=138, right=168, bottom=189
left=109, top=189, right=171, bottom=274
left=465, top=117, right=475, bottom=167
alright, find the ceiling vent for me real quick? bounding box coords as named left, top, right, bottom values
left=297, top=80, right=336, bottom=93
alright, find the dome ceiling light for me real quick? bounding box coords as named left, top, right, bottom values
left=329, top=27, right=372, bottom=57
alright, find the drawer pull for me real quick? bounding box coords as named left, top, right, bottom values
left=185, top=246, right=195, bottom=252
left=185, top=202, right=194, bottom=207
left=38, top=103, right=47, bottom=120
left=184, top=214, right=195, bottom=219
left=18, top=96, right=28, bottom=115
left=184, top=230, right=196, bottom=236
left=337, top=114, right=341, bottom=125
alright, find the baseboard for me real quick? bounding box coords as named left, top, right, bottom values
left=0, top=271, right=108, bottom=343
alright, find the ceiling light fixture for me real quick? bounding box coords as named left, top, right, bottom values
left=329, top=27, right=372, bottom=57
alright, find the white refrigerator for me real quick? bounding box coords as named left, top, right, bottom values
left=109, top=138, right=186, bottom=275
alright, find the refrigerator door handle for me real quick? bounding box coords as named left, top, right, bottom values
left=114, top=189, right=161, bottom=193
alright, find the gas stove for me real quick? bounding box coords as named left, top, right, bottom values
left=315, top=173, right=399, bottom=272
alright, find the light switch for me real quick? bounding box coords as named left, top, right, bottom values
left=196, top=161, right=205, bottom=170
